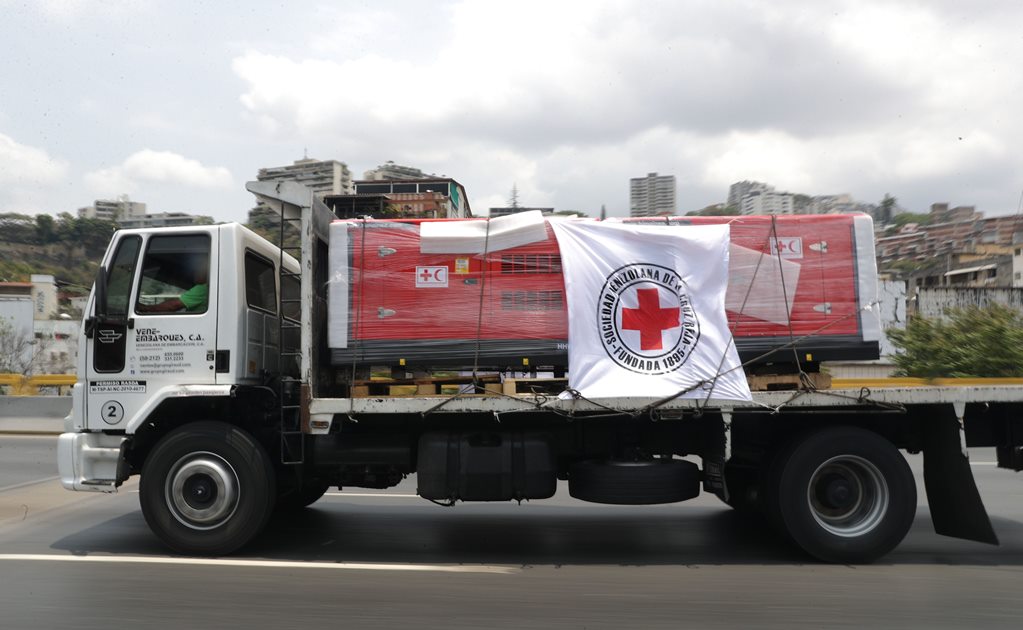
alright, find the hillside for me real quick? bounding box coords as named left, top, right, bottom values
left=0, top=212, right=299, bottom=296
left=0, top=213, right=119, bottom=292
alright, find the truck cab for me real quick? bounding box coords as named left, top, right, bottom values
left=58, top=223, right=297, bottom=492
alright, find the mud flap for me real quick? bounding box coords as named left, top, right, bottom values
left=922, top=403, right=999, bottom=545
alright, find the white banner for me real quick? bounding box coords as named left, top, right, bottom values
left=550, top=221, right=751, bottom=401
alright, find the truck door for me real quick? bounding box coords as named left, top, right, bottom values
left=84, top=231, right=218, bottom=431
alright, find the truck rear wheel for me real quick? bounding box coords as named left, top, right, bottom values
left=139, top=421, right=276, bottom=555
left=767, top=426, right=916, bottom=563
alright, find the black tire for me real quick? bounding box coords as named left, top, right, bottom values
left=139, top=421, right=276, bottom=555
left=766, top=426, right=916, bottom=564
left=275, top=479, right=331, bottom=511
left=569, top=459, right=700, bottom=504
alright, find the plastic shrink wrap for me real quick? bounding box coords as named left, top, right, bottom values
left=328, top=213, right=880, bottom=368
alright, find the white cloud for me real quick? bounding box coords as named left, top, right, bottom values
left=0, top=0, right=988, bottom=218
left=84, top=150, right=233, bottom=196
left=228, top=0, right=1023, bottom=216
left=0, top=132, right=69, bottom=211
left=0, top=133, right=68, bottom=187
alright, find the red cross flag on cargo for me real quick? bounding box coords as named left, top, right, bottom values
left=550, top=220, right=752, bottom=401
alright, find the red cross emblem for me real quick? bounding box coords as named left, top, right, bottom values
left=621, top=288, right=680, bottom=350
left=598, top=263, right=699, bottom=375
left=415, top=265, right=448, bottom=287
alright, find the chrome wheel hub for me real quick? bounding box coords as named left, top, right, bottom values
left=165, top=452, right=239, bottom=530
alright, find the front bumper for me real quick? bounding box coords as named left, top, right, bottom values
left=57, top=432, right=128, bottom=492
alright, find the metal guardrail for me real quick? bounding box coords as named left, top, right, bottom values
left=0, top=374, right=77, bottom=396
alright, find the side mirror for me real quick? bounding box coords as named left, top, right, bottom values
left=94, top=265, right=108, bottom=319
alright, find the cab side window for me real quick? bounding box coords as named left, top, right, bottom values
left=135, top=235, right=211, bottom=315
left=245, top=252, right=277, bottom=314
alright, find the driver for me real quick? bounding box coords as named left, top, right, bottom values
left=137, top=256, right=209, bottom=314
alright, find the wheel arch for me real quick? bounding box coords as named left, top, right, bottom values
left=125, top=386, right=278, bottom=476
left=729, top=409, right=921, bottom=468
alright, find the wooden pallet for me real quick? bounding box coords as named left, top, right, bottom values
left=351, top=373, right=831, bottom=396
left=746, top=372, right=831, bottom=391
left=352, top=375, right=502, bottom=398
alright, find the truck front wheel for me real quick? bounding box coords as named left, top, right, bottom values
left=767, top=426, right=917, bottom=563
left=139, top=421, right=276, bottom=555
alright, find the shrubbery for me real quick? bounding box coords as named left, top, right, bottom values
left=888, top=304, right=1023, bottom=377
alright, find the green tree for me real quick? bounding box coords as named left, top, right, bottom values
left=0, top=213, right=36, bottom=243
left=887, top=304, right=1023, bottom=377
left=35, top=213, right=55, bottom=243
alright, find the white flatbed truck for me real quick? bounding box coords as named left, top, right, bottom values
left=58, top=181, right=1023, bottom=563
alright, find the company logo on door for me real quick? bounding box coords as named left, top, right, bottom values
left=97, top=329, right=123, bottom=344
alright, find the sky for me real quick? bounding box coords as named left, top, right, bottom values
left=1, top=0, right=1022, bottom=223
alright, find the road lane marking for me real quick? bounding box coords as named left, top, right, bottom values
left=0, top=476, right=60, bottom=493
left=0, top=554, right=518, bottom=574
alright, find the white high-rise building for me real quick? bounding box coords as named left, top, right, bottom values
left=77, top=196, right=147, bottom=221
left=741, top=190, right=795, bottom=215
left=363, top=161, right=431, bottom=181
left=727, top=181, right=771, bottom=210
left=257, top=157, right=353, bottom=198
left=629, top=172, right=676, bottom=217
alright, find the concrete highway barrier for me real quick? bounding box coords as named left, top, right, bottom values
left=0, top=396, right=71, bottom=435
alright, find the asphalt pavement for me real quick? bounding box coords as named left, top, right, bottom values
left=1, top=435, right=1022, bottom=629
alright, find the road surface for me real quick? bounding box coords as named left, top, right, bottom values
left=1, top=436, right=1022, bottom=629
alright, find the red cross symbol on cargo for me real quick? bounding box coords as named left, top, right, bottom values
left=415, top=265, right=448, bottom=287
left=621, top=288, right=681, bottom=350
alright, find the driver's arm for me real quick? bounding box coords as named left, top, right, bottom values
left=137, top=297, right=185, bottom=313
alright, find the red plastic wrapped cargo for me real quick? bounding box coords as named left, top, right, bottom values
left=328, top=214, right=880, bottom=368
